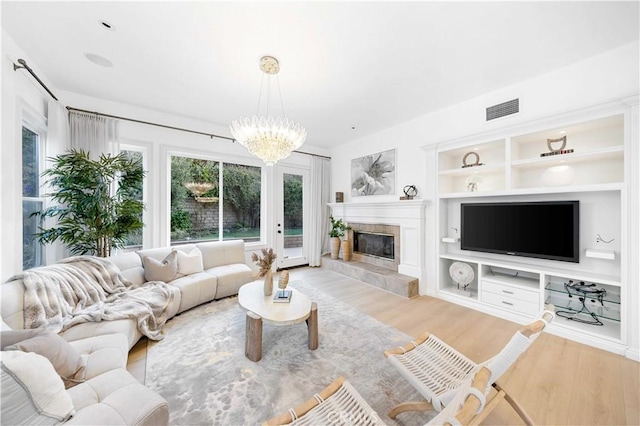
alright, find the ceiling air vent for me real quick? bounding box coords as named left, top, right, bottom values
left=486, top=98, right=519, bottom=121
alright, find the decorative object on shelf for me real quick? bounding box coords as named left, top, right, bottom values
left=400, top=185, right=418, bottom=200
left=556, top=280, right=606, bottom=326
left=465, top=172, right=483, bottom=192
left=229, top=56, right=307, bottom=166
left=252, top=248, right=277, bottom=296
left=585, top=249, right=615, bottom=260
left=183, top=182, right=219, bottom=203
left=328, top=216, right=351, bottom=260
left=442, top=227, right=460, bottom=243
left=541, top=165, right=575, bottom=186
left=274, top=270, right=292, bottom=302
left=596, top=233, right=615, bottom=244
left=449, top=262, right=474, bottom=296
left=335, top=192, right=344, bottom=203
left=351, top=149, right=396, bottom=196
left=541, top=136, right=574, bottom=157
left=461, top=151, right=484, bottom=168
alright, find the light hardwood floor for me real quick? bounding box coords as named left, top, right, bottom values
left=127, top=266, right=640, bottom=425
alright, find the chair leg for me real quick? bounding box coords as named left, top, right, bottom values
left=494, top=383, right=534, bottom=426
left=388, top=401, right=433, bottom=419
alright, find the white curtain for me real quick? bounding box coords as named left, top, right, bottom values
left=69, top=111, right=119, bottom=159
left=308, top=156, right=331, bottom=267
left=45, top=100, right=71, bottom=263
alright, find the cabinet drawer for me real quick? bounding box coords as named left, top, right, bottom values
left=482, top=280, right=539, bottom=304
left=481, top=291, right=540, bottom=316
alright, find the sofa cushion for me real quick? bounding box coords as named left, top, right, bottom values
left=1, top=351, right=75, bottom=425
left=176, top=247, right=204, bottom=277
left=109, top=252, right=145, bottom=287
left=69, top=334, right=128, bottom=382
left=4, top=331, right=84, bottom=383
left=170, top=272, right=218, bottom=313
left=60, top=318, right=143, bottom=351
left=197, top=240, right=246, bottom=269
left=65, top=368, right=169, bottom=426
left=207, top=263, right=253, bottom=299
left=140, top=250, right=178, bottom=282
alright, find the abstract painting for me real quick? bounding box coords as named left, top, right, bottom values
left=351, top=149, right=396, bottom=196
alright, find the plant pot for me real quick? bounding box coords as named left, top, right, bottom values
left=342, top=239, right=352, bottom=261
left=330, top=237, right=341, bottom=260
left=263, top=269, right=273, bottom=296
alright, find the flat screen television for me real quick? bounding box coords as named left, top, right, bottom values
left=461, top=201, right=579, bottom=263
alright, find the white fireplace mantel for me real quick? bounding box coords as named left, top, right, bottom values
left=328, top=199, right=428, bottom=284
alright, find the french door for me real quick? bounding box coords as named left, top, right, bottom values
left=275, top=166, right=309, bottom=269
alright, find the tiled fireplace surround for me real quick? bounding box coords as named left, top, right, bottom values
left=328, top=200, right=428, bottom=297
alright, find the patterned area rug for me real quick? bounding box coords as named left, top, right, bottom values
left=145, top=280, right=434, bottom=425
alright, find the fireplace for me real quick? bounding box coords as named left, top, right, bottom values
left=354, top=231, right=395, bottom=260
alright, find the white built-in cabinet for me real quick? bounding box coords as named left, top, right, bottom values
left=433, top=98, right=639, bottom=359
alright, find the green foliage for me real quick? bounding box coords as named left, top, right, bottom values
left=223, top=164, right=261, bottom=228
left=283, top=174, right=302, bottom=228
left=171, top=208, right=192, bottom=232
left=34, top=149, right=145, bottom=257
left=329, top=216, right=351, bottom=238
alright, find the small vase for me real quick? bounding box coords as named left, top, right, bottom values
left=342, top=239, right=352, bottom=261
left=330, top=237, right=341, bottom=260
left=263, top=269, right=273, bottom=296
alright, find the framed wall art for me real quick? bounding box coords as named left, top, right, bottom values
left=351, top=148, right=396, bottom=196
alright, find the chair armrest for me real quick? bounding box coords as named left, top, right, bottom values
left=521, top=304, right=555, bottom=338
left=263, top=376, right=346, bottom=426
left=383, top=331, right=431, bottom=357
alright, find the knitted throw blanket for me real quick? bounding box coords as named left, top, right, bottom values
left=13, top=256, right=176, bottom=341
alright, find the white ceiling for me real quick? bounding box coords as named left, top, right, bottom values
left=2, top=1, right=638, bottom=149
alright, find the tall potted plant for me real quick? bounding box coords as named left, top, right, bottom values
left=329, top=216, right=351, bottom=260
left=34, top=149, right=145, bottom=257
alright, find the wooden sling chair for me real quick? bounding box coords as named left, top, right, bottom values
left=383, top=306, right=555, bottom=425
left=263, top=366, right=496, bottom=426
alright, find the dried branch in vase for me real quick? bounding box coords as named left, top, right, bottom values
left=251, top=248, right=277, bottom=277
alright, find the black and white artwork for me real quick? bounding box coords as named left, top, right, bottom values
left=351, top=149, right=396, bottom=196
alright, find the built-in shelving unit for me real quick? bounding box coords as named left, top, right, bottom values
left=432, top=104, right=636, bottom=358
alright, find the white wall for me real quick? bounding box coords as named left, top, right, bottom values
left=1, top=30, right=56, bottom=282
left=329, top=40, right=639, bottom=359
left=330, top=41, right=639, bottom=203
left=1, top=29, right=331, bottom=281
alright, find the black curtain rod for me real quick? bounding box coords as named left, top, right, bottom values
left=13, top=59, right=59, bottom=101
left=67, top=106, right=331, bottom=160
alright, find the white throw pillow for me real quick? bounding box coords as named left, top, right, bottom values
left=140, top=250, right=178, bottom=282
left=1, top=351, right=75, bottom=425
left=177, top=248, right=204, bottom=276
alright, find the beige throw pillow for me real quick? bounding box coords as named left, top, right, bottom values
left=0, top=328, right=47, bottom=350
left=1, top=351, right=75, bottom=425
left=177, top=248, right=204, bottom=276
left=140, top=250, right=178, bottom=282
left=4, top=331, right=84, bottom=383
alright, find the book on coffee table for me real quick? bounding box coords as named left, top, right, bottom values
left=273, top=290, right=292, bottom=303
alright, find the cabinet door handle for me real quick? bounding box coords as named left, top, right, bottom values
left=502, top=301, right=514, bottom=306
left=502, top=290, right=514, bottom=294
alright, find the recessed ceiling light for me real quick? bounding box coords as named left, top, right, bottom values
left=84, top=53, right=113, bottom=68
left=559, top=130, right=567, bottom=134
left=99, top=20, right=115, bottom=31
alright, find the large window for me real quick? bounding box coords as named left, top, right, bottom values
left=22, top=125, right=44, bottom=269
left=170, top=155, right=261, bottom=244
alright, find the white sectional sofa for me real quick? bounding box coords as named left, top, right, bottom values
left=1, top=239, right=253, bottom=425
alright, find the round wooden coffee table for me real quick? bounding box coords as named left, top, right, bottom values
left=238, top=280, right=318, bottom=362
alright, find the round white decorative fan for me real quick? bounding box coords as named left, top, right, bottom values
left=449, top=262, right=474, bottom=290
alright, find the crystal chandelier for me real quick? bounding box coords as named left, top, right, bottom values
left=230, top=56, right=307, bottom=166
